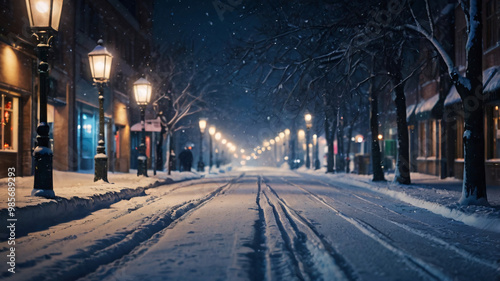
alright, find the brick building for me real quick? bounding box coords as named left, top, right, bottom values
left=0, top=0, right=154, bottom=178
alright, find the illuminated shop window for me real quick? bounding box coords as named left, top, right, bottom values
left=0, top=94, right=18, bottom=152
left=493, top=105, right=500, bottom=159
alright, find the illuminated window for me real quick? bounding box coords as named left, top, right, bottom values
left=0, top=94, right=18, bottom=152
left=428, top=120, right=436, bottom=157
left=418, top=122, right=426, bottom=157
left=489, top=105, right=500, bottom=159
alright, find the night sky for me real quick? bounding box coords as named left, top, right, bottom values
left=152, top=0, right=283, bottom=150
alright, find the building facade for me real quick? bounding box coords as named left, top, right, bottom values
left=406, top=2, right=500, bottom=185
left=0, top=0, right=153, bottom=178
left=0, top=0, right=39, bottom=177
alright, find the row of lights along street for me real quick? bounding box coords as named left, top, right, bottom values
left=250, top=114, right=320, bottom=170
left=197, top=119, right=239, bottom=172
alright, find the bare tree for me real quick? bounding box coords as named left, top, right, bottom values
left=405, top=0, right=488, bottom=205
left=149, top=44, right=215, bottom=174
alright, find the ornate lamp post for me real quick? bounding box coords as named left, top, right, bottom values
left=197, top=118, right=207, bottom=172
left=26, top=0, right=64, bottom=198
left=284, top=128, right=291, bottom=167
left=313, top=134, right=320, bottom=170
left=133, top=77, right=152, bottom=176
left=298, top=129, right=305, bottom=167
left=209, top=126, right=216, bottom=172
left=305, top=114, right=312, bottom=169
left=88, top=39, right=113, bottom=182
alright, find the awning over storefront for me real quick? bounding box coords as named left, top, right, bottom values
left=415, top=94, right=439, bottom=120
left=406, top=103, right=416, bottom=121
left=444, top=85, right=460, bottom=106
left=484, top=66, right=500, bottom=93
left=444, top=66, right=500, bottom=106
left=131, top=117, right=162, bottom=132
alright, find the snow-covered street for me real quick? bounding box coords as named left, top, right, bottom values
left=1, top=167, right=499, bottom=281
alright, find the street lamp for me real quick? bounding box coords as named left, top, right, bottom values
left=209, top=126, right=216, bottom=172
left=89, top=39, right=113, bottom=182
left=197, top=118, right=207, bottom=172
left=305, top=114, right=312, bottom=168
left=133, top=77, right=152, bottom=176
left=313, top=134, right=320, bottom=170
left=26, top=0, right=64, bottom=198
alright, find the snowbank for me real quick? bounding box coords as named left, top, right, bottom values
left=302, top=171, right=500, bottom=234
left=0, top=169, right=203, bottom=240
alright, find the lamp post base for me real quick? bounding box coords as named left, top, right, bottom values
left=137, top=156, right=148, bottom=177
left=32, top=144, right=54, bottom=199
left=94, top=154, right=109, bottom=182
left=314, top=159, right=320, bottom=170
left=197, top=161, right=205, bottom=172
left=31, top=189, right=55, bottom=198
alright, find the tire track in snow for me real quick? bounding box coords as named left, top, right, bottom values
left=282, top=178, right=453, bottom=281
left=244, top=176, right=267, bottom=281
left=5, top=177, right=234, bottom=266
left=261, top=177, right=353, bottom=281
left=295, top=176, right=500, bottom=274
left=258, top=176, right=305, bottom=281
left=349, top=193, right=500, bottom=272
left=8, top=175, right=244, bottom=281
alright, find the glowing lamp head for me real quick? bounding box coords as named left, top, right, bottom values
left=88, top=39, right=113, bottom=83
left=199, top=119, right=207, bottom=133
left=355, top=135, right=364, bottom=143
left=209, top=126, right=216, bottom=136
left=25, top=0, right=64, bottom=32
left=215, top=132, right=221, bottom=141
left=298, top=130, right=305, bottom=139
left=133, top=77, right=152, bottom=106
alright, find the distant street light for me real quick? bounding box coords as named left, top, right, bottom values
left=133, top=77, right=152, bottom=176
left=355, top=135, right=364, bottom=143
left=89, top=39, right=113, bottom=182
left=26, top=0, right=64, bottom=198
left=305, top=114, right=313, bottom=168
left=209, top=126, right=216, bottom=172
left=197, top=118, right=207, bottom=172
left=285, top=129, right=291, bottom=167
